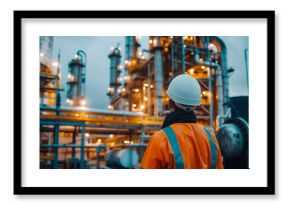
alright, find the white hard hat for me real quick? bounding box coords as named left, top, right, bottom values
left=166, top=74, right=201, bottom=107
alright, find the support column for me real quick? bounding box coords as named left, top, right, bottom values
left=53, top=122, right=59, bottom=169
left=80, top=122, right=85, bottom=168
left=153, top=37, right=163, bottom=116
left=181, top=37, right=185, bottom=74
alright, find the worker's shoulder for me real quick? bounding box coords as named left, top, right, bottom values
left=170, top=122, right=205, bottom=132
left=150, top=128, right=168, bottom=143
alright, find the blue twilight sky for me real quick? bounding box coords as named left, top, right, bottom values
left=52, top=36, right=248, bottom=109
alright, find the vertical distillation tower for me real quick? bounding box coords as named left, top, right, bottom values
left=107, top=46, right=122, bottom=109
left=66, top=50, right=87, bottom=107
left=124, top=36, right=140, bottom=111
left=152, top=37, right=164, bottom=116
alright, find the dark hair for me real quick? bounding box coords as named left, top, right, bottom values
left=169, top=99, right=195, bottom=112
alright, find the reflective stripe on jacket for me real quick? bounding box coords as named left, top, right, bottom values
left=141, top=123, right=223, bottom=169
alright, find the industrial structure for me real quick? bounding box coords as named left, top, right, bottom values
left=39, top=36, right=249, bottom=169
left=66, top=50, right=87, bottom=107
left=39, top=36, right=63, bottom=106
left=108, top=36, right=231, bottom=130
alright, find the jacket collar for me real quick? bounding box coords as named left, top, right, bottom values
left=161, top=108, right=197, bottom=129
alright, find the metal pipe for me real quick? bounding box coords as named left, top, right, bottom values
left=153, top=37, right=163, bottom=116
left=171, top=39, right=174, bottom=78
left=204, top=37, right=213, bottom=128
left=148, top=60, right=151, bottom=116
left=244, top=48, right=249, bottom=90
left=141, top=49, right=152, bottom=116
left=209, top=37, right=229, bottom=115
left=96, top=147, right=99, bottom=169
left=80, top=123, right=85, bottom=168
left=72, top=126, right=77, bottom=168
left=209, top=68, right=214, bottom=128
left=129, top=130, right=133, bottom=168
left=41, top=144, right=106, bottom=148
left=40, top=105, right=144, bottom=117
left=181, top=37, right=185, bottom=74
left=194, top=47, right=224, bottom=128
left=53, top=124, right=59, bottom=169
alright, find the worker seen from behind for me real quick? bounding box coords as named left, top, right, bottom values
left=141, top=74, right=223, bottom=169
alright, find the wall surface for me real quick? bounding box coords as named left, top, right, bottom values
left=0, top=0, right=287, bottom=204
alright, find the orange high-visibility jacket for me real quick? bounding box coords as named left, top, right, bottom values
left=141, top=123, right=223, bottom=169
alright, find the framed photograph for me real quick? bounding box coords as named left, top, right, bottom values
left=14, top=10, right=275, bottom=195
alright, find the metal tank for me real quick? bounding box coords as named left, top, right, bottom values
left=105, top=149, right=139, bottom=169
left=66, top=50, right=86, bottom=107
left=216, top=117, right=249, bottom=168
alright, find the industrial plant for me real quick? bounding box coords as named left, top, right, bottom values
left=39, top=36, right=249, bottom=169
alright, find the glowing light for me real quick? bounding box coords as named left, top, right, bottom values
left=144, top=96, right=148, bottom=101
left=123, top=140, right=130, bottom=144
left=40, top=53, right=44, bottom=57
left=202, top=91, right=208, bottom=96
left=132, top=104, right=137, bottom=108
left=139, top=52, right=142, bottom=56
left=109, top=134, right=114, bottom=138
left=117, top=65, right=123, bottom=71
left=68, top=74, right=74, bottom=81
left=134, top=88, right=140, bottom=93
left=66, top=99, right=70, bottom=103
left=118, top=77, right=123, bottom=83
left=200, top=58, right=203, bottom=62
left=125, top=60, right=129, bottom=64
left=74, top=54, right=79, bottom=59
left=117, top=88, right=121, bottom=93
left=75, top=114, right=79, bottom=117
left=85, top=133, right=90, bottom=138
left=52, top=61, right=59, bottom=67
left=201, top=65, right=205, bottom=70
left=140, top=105, right=145, bottom=110
left=110, top=46, right=114, bottom=50
left=108, top=105, right=113, bottom=110
left=97, top=139, right=102, bottom=143
left=144, top=83, right=148, bottom=87
left=81, top=99, right=86, bottom=106
left=122, top=88, right=126, bottom=92
left=150, top=85, right=154, bottom=89
left=149, top=39, right=153, bottom=44
left=141, top=55, right=145, bottom=59
left=188, top=68, right=194, bottom=75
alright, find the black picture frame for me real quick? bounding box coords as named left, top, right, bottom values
left=14, top=10, right=275, bottom=195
